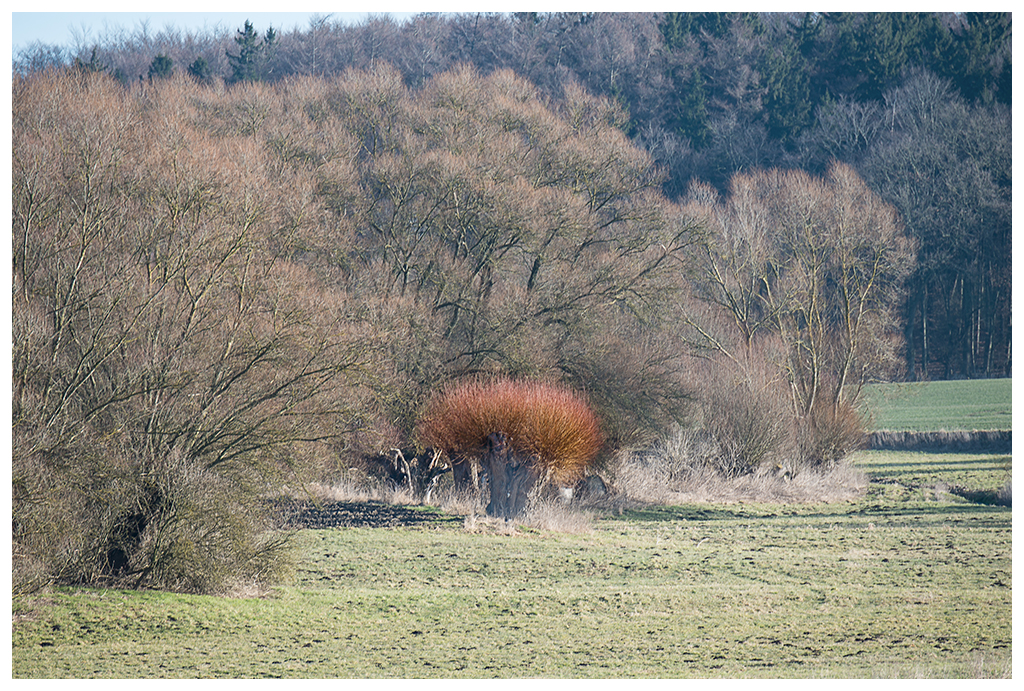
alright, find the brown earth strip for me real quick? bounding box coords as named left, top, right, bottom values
left=280, top=500, right=464, bottom=530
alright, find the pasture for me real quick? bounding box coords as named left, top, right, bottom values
left=11, top=380, right=1013, bottom=678
left=861, top=378, right=1012, bottom=432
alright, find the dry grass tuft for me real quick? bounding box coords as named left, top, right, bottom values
left=518, top=498, right=595, bottom=534
left=418, top=377, right=603, bottom=485
left=305, top=471, right=417, bottom=506
left=429, top=482, right=487, bottom=516
left=608, top=427, right=868, bottom=505
left=459, top=498, right=594, bottom=535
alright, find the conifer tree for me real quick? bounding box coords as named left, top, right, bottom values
left=226, top=20, right=277, bottom=84
left=761, top=36, right=812, bottom=143
left=673, top=67, right=711, bottom=148
left=187, top=56, right=210, bottom=82
left=73, top=46, right=107, bottom=74
left=147, top=54, right=173, bottom=80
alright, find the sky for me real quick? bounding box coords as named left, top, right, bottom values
left=9, top=4, right=686, bottom=57
left=11, top=9, right=424, bottom=56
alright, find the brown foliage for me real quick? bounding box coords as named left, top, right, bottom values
left=798, top=397, right=868, bottom=469
left=417, top=378, right=603, bottom=486
left=291, top=62, right=700, bottom=444
left=12, top=65, right=702, bottom=588
left=12, top=71, right=372, bottom=592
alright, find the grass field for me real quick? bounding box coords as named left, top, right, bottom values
left=861, top=378, right=1012, bottom=432
left=11, top=488, right=1011, bottom=678
left=11, top=379, right=1013, bottom=679
left=854, top=450, right=1011, bottom=503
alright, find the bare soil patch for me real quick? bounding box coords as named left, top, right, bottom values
left=280, top=500, right=463, bottom=530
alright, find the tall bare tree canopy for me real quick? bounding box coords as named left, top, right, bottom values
left=12, top=66, right=705, bottom=590
left=16, top=12, right=1009, bottom=379
left=683, top=163, right=917, bottom=417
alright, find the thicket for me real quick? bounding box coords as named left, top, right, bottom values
left=12, top=64, right=916, bottom=592
left=12, top=71, right=375, bottom=592
left=11, top=67, right=696, bottom=591
left=15, top=11, right=1008, bottom=380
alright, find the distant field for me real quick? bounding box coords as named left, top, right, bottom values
left=850, top=449, right=1011, bottom=504
left=861, top=379, right=1012, bottom=432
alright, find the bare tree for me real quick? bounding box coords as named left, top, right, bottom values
left=301, top=63, right=700, bottom=444
left=682, top=162, right=916, bottom=464
left=13, top=71, right=372, bottom=592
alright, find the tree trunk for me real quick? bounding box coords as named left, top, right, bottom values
left=451, top=453, right=480, bottom=491
left=480, top=431, right=540, bottom=520
left=921, top=281, right=929, bottom=378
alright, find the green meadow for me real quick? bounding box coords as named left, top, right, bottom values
left=12, top=379, right=1012, bottom=678
left=861, top=378, right=1012, bottom=432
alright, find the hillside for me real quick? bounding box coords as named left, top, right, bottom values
left=15, top=11, right=1012, bottom=381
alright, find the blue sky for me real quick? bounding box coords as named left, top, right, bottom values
left=10, top=4, right=650, bottom=57
left=11, top=10, right=425, bottom=55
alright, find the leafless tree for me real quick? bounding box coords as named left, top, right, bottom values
left=681, top=162, right=916, bottom=464
left=13, top=71, right=373, bottom=591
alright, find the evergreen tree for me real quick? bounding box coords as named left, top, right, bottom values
left=791, top=11, right=822, bottom=58
left=187, top=56, right=211, bottom=83
left=226, top=20, right=277, bottom=84
left=852, top=13, right=942, bottom=101
left=948, top=13, right=1012, bottom=104
left=811, top=12, right=864, bottom=99
left=660, top=12, right=756, bottom=49
left=854, top=13, right=909, bottom=100
left=262, top=25, right=278, bottom=80
left=673, top=67, right=711, bottom=148
left=761, top=36, right=812, bottom=143
left=73, top=46, right=107, bottom=74
left=994, top=54, right=1011, bottom=106
left=148, top=54, right=173, bottom=80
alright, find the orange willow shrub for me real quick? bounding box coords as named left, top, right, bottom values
left=417, top=378, right=604, bottom=486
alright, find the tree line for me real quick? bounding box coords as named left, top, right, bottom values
left=13, top=62, right=915, bottom=591
left=15, top=12, right=1010, bottom=380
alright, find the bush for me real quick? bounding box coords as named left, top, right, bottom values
left=418, top=378, right=604, bottom=487
left=12, top=444, right=293, bottom=594
left=12, top=70, right=367, bottom=594
left=609, top=425, right=868, bottom=505
left=797, top=398, right=868, bottom=469
left=418, top=378, right=603, bottom=518
left=604, top=346, right=868, bottom=505
left=700, top=377, right=796, bottom=477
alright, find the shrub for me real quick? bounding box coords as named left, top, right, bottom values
left=12, top=444, right=293, bottom=594
left=604, top=342, right=868, bottom=505
left=609, top=425, right=868, bottom=505
left=12, top=70, right=367, bottom=594
left=418, top=378, right=604, bottom=487
left=797, top=398, right=868, bottom=469
left=701, top=377, right=796, bottom=477
left=418, top=378, right=603, bottom=518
